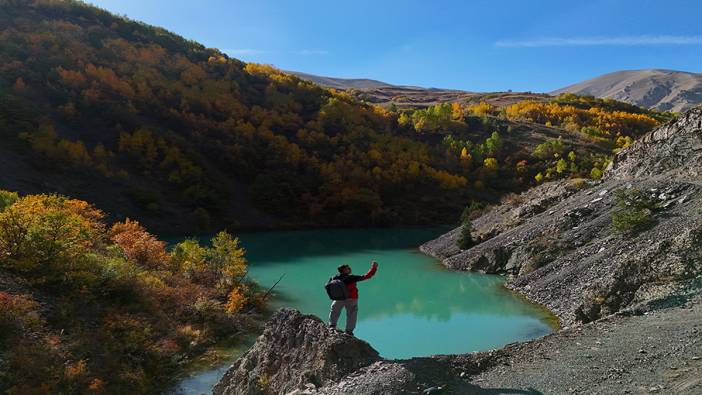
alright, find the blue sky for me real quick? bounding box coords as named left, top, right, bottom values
left=86, top=0, right=702, bottom=92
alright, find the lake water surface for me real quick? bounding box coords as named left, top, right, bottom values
left=170, top=227, right=555, bottom=394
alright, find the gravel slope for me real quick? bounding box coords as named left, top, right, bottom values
left=471, top=293, right=702, bottom=394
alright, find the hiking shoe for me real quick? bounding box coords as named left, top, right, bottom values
left=344, top=331, right=354, bottom=336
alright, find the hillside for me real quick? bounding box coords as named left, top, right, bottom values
left=0, top=0, right=476, bottom=232
left=553, top=69, right=702, bottom=112
left=285, top=70, right=395, bottom=90
left=353, top=87, right=551, bottom=110
left=0, top=1, right=669, bottom=234
left=0, top=190, right=262, bottom=393
left=289, top=70, right=552, bottom=109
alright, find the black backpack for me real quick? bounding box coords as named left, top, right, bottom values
left=324, top=277, right=348, bottom=300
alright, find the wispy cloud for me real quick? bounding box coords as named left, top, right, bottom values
left=495, top=35, right=702, bottom=48
left=296, top=49, right=329, bottom=55
left=222, top=48, right=269, bottom=56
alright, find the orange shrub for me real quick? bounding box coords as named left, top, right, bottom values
left=225, top=286, right=246, bottom=314
left=109, top=219, right=168, bottom=268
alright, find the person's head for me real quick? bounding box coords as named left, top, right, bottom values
left=337, top=264, right=351, bottom=274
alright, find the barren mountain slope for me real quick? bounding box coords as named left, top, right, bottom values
left=286, top=70, right=396, bottom=90
left=553, top=69, right=702, bottom=111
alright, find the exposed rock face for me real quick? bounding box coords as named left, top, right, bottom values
left=422, top=106, right=702, bottom=325
left=213, top=308, right=380, bottom=395
left=420, top=180, right=587, bottom=273
left=608, top=107, right=702, bottom=178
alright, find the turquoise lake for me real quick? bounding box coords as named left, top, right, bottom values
left=170, top=227, right=555, bottom=394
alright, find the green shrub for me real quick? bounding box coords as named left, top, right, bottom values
left=610, top=188, right=658, bottom=235
left=460, top=201, right=485, bottom=223
left=0, top=190, right=19, bottom=212
left=456, top=220, right=474, bottom=250
left=590, top=167, right=603, bottom=179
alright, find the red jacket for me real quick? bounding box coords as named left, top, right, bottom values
left=333, top=265, right=377, bottom=299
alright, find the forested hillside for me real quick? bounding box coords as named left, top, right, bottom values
left=0, top=1, right=671, bottom=232
left=0, top=189, right=260, bottom=393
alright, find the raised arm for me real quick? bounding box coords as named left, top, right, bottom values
left=342, top=262, right=379, bottom=283
left=360, top=261, right=378, bottom=281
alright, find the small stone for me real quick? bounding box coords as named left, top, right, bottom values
left=692, top=356, right=700, bottom=360
left=599, top=189, right=608, bottom=196
left=639, top=349, right=647, bottom=354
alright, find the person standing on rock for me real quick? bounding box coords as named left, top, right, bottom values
left=327, top=261, right=378, bottom=336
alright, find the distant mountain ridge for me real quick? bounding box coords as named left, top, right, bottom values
left=293, top=69, right=702, bottom=112
left=552, top=69, right=702, bottom=112
left=285, top=70, right=398, bottom=90
left=287, top=70, right=550, bottom=109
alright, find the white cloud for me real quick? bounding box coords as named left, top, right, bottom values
left=495, top=35, right=702, bottom=47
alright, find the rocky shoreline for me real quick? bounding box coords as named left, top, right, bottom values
left=213, top=107, right=702, bottom=394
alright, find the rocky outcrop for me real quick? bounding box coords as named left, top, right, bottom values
left=422, top=106, right=702, bottom=325
left=213, top=308, right=380, bottom=395
left=214, top=306, right=506, bottom=395
left=420, top=180, right=587, bottom=265
left=608, top=107, right=702, bottom=178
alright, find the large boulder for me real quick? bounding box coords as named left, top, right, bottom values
left=213, top=308, right=381, bottom=395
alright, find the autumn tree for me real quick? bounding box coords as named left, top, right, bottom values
left=109, top=219, right=168, bottom=268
